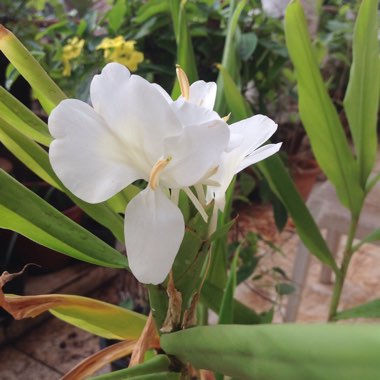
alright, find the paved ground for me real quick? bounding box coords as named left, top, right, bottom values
left=1, top=181, right=379, bottom=378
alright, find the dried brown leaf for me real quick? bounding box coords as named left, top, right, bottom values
left=129, top=312, right=159, bottom=367
left=160, top=273, right=182, bottom=333
left=61, top=339, right=137, bottom=380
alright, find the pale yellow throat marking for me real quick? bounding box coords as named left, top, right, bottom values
left=176, top=64, right=190, bottom=100
left=149, top=157, right=172, bottom=190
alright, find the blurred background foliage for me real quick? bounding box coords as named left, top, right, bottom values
left=0, top=0, right=359, bottom=107
left=0, top=0, right=361, bottom=248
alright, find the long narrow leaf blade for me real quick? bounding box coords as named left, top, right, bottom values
left=257, top=156, right=337, bottom=270
left=0, top=25, right=66, bottom=113
left=0, top=274, right=145, bottom=339
left=161, top=324, right=380, bottom=380
left=285, top=0, right=363, bottom=215
left=335, top=299, right=380, bottom=320
left=90, top=355, right=171, bottom=380
left=0, top=170, right=128, bottom=268
left=201, top=281, right=261, bottom=325
left=0, top=86, right=51, bottom=146
left=343, top=0, right=380, bottom=186
left=217, top=64, right=251, bottom=123
left=170, top=0, right=198, bottom=98
left=62, top=340, right=137, bottom=380
left=0, top=115, right=62, bottom=189
left=218, top=245, right=240, bottom=324
left=219, top=63, right=337, bottom=270
left=214, top=0, right=246, bottom=114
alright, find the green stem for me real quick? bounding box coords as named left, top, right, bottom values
left=197, top=302, right=209, bottom=326
left=147, top=284, right=168, bottom=333
left=328, top=216, right=359, bottom=321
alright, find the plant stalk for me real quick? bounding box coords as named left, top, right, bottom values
left=328, top=216, right=359, bottom=321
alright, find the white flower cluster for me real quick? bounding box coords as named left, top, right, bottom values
left=48, top=63, right=281, bottom=285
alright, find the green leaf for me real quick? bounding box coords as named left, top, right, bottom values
left=201, top=281, right=261, bottom=325
left=366, top=173, right=380, bottom=194
left=89, top=355, right=171, bottom=380
left=335, top=299, right=380, bottom=320
left=170, top=0, right=198, bottom=98
left=123, top=374, right=180, bottom=380
left=0, top=26, right=66, bottom=113
left=0, top=170, right=128, bottom=268
left=108, top=0, right=127, bottom=33
left=272, top=194, right=288, bottom=232
left=148, top=284, right=169, bottom=331
left=217, top=63, right=337, bottom=270
left=76, top=19, right=88, bottom=36
left=134, top=0, right=169, bottom=24
left=0, top=115, right=61, bottom=189
left=217, top=64, right=251, bottom=123
left=258, top=156, right=337, bottom=270
left=71, top=195, right=125, bottom=244
left=207, top=177, right=236, bottom=289
left=0, top=86, right=51, bottom=146
left=239, top=32, right=258, bottom=61
left=4, top=62, right=19, bottom=90
left=173, top=210, right=210, bottom=308
left=107, top=185, right=141, bottom=214
left=343, top=0, right=380, bottom=186
left=51, top=297, right=146, bottom=340
left=173, top=229, right=205, bottom=308
left=218, top=244, right=240, bottom=324
left=275, top=282, right=295, bottom=296
left=214, top=0, right=246, bottom=115
left=3, top=293, right=145, bottom=340
left=209, top=218, right=235, bottom=243
left=285, top=1, right=364, bottom=215
left=161, top=324, right=380, bottom=380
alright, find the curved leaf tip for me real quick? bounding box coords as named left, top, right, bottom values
left=0, top=25, right=10, bottom=40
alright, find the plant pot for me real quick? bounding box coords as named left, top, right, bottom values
left=0, top=157, right=13, bottom=173
left=290, top=157, right=320, bottom=201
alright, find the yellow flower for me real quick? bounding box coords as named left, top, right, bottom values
left=62, top=37, right=85, bottom=77
left=96, top=36, right=124, bottom=50
left=96, top=36, right=144, bottom=72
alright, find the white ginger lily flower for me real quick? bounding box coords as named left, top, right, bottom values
left=154, top=66, right=235, bottom=205
left=207, top=115, right=282, bottom=216
left=48, top=63, right=230, bottom=285
left=157, top=66, right=282, bottom=234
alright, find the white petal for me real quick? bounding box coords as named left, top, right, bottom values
left=151, top=83, right=173, bottom=104
left=91, top=64, right=182, bottom=162
left=227, top=132, right=244, bottom=151
left=162, top=119, right=230, bottom=187
left=170, top=98, right=221, bottom=127
left=90, top=63, right=131, bottom=119
left=124, top=187, right=185, bottom=285
left=230, top=114, right=278, bottom=155
left=188, top=80, right=217, bottom=110
left=49, top=99, right=143, bottom=203
left=206, top=150, right=241, bottom=210
left=236, top=143, right=282, bottom=173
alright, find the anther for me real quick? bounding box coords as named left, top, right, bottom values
left=176, top=64, right=190, bottom=100
left=149, top=157, right=172, bottom=190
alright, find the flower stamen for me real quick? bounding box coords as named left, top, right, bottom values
left=222, top=113, right=231, bottom=122
left=176, top=64, right=190, bottom=100
left=149, top=157, right=172, bottom=190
